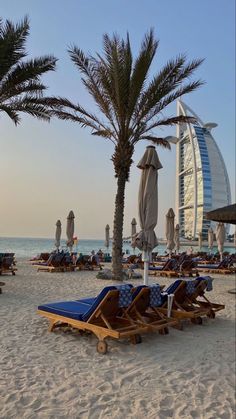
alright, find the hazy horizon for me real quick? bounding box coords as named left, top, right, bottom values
left=1, top=0, right=235, bottom=239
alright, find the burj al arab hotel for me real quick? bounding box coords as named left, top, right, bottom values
left=175, top=100, right=231, bottom=239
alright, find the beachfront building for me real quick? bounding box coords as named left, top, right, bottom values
left=175, top=100, right=231, bottom=239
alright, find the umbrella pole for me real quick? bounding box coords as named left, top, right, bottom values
left=142, top=251, right=149, bottom=285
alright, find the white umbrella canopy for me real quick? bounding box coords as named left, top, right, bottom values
left=215, top=222, right=226, bottom=261
left=198, top=232, right=203, bottom=250
left=66, top=210, right=75, bottom=252
left=165, top=208, right=175, bottom=258
left=208, top=228, right=214, bottom=252
left=105, top=224, right=110, bottom=249
left=133, top=146, right=162, bottom=285
left=174, top=224, right=180, bottom=254
left=55, top=220, right=61, bottom=250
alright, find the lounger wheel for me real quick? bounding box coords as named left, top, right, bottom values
left=159, top=327, right=169, bottom=335
left=191, top=317, right=202, bottom=325
left=97, top=340, right=108, bottom=354
left=207, top=310, right=215, bottom=319
left=130, top=334, right=142, bottom=344
left=12, top=271, right=16, bottom=275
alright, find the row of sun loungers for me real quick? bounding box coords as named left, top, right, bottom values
left=32, top=252, right=103, bottom=272
left=37, top=276, right=224, bottom=354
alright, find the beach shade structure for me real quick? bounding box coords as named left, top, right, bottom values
left=174, top=224, right=180, bottom=254
left=105, top=224, right=110, bottom=249
left=208, top=228, right=214, bottom=253
left=131, top=218, right=137, bottom=252
left=66, top=210, right=75, bottom=253
left=165, top=208, right=175, bottom=258
left=55, top=220, right=62, bottom=251
left=205, top=203, right=236, bottom=225
left=198, top=232, right=203, bottom=251
left=215, top=223, right=226, bottom=261
left=133, top=146, right=162, bottom=285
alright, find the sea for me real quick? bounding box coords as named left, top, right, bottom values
left=0, top=237, right=235, bottom=259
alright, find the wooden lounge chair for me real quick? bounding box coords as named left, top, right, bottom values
left=37, top=253, right=65, bottom=272
left=184, top=276, right=225, bottom=318
left=0, top=255, right=17, bottom=276
left=148, top=258, right=179, bottom=277
left=158, top=278, right=224, bottom=324
left=197, top=256, right=234, bottom=274
left=122, top=284, right=179, bottom=333
left=75, top=255, right=103, bottom=271
left=37, top=285, right=151, bottom=354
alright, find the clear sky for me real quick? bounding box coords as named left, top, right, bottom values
left=0, top=0, right=235, bottom=239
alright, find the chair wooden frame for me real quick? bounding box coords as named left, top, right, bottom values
left=37, top=289, right=151, bottom=354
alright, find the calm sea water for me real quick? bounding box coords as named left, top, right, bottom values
left=0, top=237, right=235, bottom=259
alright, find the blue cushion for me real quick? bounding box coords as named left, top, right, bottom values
left=197, top=264, right=218, bottom=269
left=38, top=285, right=117, bottom=322
left=149, top=266, right=163, bottom=271
left=77, top=297, right=96, bottom=305
left=38, top=301, right=89, bottom=320
left=165, top=280, right=182, bottom=294
left=132, top=285, right=147, bottom=299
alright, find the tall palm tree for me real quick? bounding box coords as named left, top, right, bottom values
left=53, top=29, right=203, bottom=279
left=0, top=16, right=57, bottom=124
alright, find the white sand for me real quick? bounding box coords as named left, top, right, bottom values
left=0, top=259, right=235, bottom=419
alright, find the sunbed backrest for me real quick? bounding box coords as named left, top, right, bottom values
left=83, top=286, right=117, bottom=321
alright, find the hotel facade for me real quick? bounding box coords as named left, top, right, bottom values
left=175, top=100, right=231, bottom=239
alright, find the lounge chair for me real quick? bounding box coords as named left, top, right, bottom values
left=37, top=285, right=151, bottom=354
left=0, top=254, right=17, bottom=276
left=75, top=255, right=103, bottom=271
left=122, top=284, right=178, bottom=333
left=158, top=277, right=224, bottom=324
left=185, top=276, right=225, bottom=317
left=37, top=252, right=65, bottom=272
left=197, top=256, right=234, bottom=274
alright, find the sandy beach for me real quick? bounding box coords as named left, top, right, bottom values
left=0, top=259, right=235, bottom=419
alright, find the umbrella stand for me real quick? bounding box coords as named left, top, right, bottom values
left=142, top=251, right=149, bottom=285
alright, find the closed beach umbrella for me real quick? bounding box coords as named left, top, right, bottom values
left=131, top=218, right=137, bottom=251
left=134, top=146, right=162, bottom=285
left=174, top=224, right=180, bottom=254
left=165, top=208, right=175, bottom=258
left=66, top=210, right=75, bottom=252
left=208, top=228, right=214, bottom=253
left=216, top=222, right=225, bottom=261
left=105, top=224, right=110, bottom=249
left=55, top=220, right=61, bottom=250
left=198, top=232, right=203, bottom=250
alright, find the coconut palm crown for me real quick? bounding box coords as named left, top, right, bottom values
left=53, top=29, right=204, bottom=279
left=0, top=16, right=58, bottom=124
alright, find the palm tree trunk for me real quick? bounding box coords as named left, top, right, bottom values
left=112, top=173, right=126, bottom=279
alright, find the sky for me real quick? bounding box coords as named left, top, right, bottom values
left=0, top=0, right=235, bottom=239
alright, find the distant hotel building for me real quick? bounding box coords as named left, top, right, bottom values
left=175, top=100, right=231, bottom=239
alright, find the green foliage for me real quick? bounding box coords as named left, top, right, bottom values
left=54, top=28, right=203, bottom=178
left=0, top=16, right=57, bottom=124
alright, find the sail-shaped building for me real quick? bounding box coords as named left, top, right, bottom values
left=175, top=100, right=231, bottom=239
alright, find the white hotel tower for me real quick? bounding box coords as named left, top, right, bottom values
left=175, top=100, right=231, bottom=239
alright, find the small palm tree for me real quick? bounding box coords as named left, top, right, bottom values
left=0, top=16, right=57, bottom=124
left=53, top=29, right=203, bottom=279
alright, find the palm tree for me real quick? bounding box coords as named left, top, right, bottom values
left=53, top=29, right=203, bottom=279
left=0, top=16, right=57, bottom=124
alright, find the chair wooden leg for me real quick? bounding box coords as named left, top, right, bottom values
left=48, top=320, right=56, bottom=332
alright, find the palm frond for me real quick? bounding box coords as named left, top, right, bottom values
left=0, top=16, right=29, bottom=80
left=139, top=135, right=171, bottom=149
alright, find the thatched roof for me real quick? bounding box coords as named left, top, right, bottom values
left=205, top=204, right=236, bottom=225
